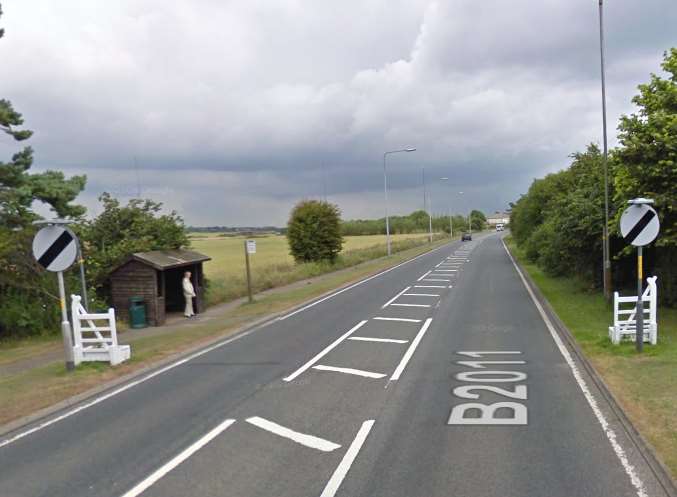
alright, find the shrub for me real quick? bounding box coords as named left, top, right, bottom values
left=286, top=200, right=343, bottom=263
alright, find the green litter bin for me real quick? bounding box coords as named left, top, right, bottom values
left=129, top=296, right=147, bottom=329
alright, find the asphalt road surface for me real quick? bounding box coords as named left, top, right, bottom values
left=0, top=234, right=670, bottom=497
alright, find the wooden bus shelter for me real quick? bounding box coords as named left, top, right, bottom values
left=110, top=249, right=210, bottom=326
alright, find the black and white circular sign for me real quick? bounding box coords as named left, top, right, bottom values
left=620, top=204, right=660, bottom=247
left=32, top=226, right=78, bottom=272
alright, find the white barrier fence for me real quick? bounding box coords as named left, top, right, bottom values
left=71, top=295, right=131, bottom=365
left=608, top=276, right=658, bottom=345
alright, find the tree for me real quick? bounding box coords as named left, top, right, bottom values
left=469, top=210, right=487, bottom=231
left=0, top=3, right=88, bottom=337
left=287, top=200, right=343, bottom=263
left=614, top=48, right=677, bottom=303
left=79, top=193, right=189, bottom=294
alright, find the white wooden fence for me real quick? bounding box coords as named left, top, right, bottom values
left=608, top=276, right=658, bottom=345
left=71, top=295, right=131, bottom=365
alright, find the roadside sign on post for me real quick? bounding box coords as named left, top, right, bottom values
left=244, top=239, right=255, bottom=303
left=32, top=225, right=77, bottom=272
left=620, top=199, right=660, bottom=352
left=32, top=225, right=79, bottom=371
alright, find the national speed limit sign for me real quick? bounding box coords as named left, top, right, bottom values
left=620, top=204, right=660, bottom=247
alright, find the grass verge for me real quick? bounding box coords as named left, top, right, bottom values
left=506, top=237, right=677, bottom=478
left=0, top=237, right=452, bottom=428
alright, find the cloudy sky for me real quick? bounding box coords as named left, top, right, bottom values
left=1, top=1, right=675, bottom=226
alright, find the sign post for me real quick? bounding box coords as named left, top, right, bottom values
left=244, top=239, right=256, bottom=303
left=620, top=198, right=660, bottom=352
left=32, top=224, right=79, bottom=370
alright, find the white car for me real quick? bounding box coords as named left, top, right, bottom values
left=496, top=224, right=504, bottom=231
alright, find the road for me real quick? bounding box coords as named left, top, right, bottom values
left=0, top=233, right=669, bottom=497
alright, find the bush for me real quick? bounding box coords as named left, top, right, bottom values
left=286, top=200, right=343, bottom=263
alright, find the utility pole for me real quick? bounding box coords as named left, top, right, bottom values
left=598, top=0, right=612, bottom=301
left=422, top=166, right=432, bottom=243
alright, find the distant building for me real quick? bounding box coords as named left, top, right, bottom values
left=487, top=212, right=510, bottom=226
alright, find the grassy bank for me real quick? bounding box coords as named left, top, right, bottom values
left=0, top=237, right=451, bottom=427
left=506, top=237, right=677, bottom=478
left=191, top=233, right=444, bottom=305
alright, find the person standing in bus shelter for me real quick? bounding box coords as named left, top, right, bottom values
left=182, top=271, right=196, bottom=318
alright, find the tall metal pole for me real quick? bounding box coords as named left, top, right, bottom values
left=57, top=271, right=75, bottom=371
left=448, top=206, right=453, bottom=239
left=422, top=166, right=432, bottom=243
left=383, top=153, right=392, bottom=256
left=599, top=0, right=612, bottom=301
left=635, top=246, right=644, bottom=352
left=382, top=148, right=416, bottom=256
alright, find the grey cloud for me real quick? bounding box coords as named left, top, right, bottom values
left=0, top=0, right=674, bottom=226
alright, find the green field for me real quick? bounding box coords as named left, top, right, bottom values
left=188, top=233, right=439, bottom=304
left=189, top=233, right=429, bottom=280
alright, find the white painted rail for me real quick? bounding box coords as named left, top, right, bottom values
left=71, top=295, right=131, bottom=365
left=608, top=276, right=658, bottom=345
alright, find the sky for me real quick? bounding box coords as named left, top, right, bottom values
left=1, top=0, right=675, bottom=226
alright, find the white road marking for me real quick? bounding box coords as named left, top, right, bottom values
left=278, top=243, right=451, bottom=321
left=0, top=242, right=454, bottom=449
left=120, top=418, right=236, bottom=497
left=320, top=420, right=375, bottom=497
left=283, top=320, right=368, bottom=382
left=422, top=278, right=450, bottom=282
left=457, top=351, right=522, bottom=358
left=502, top=240, right=648, bottom=497
left=373, top=317, right=421, bottom=323
left=390, top=318, right=433, bottom=381
left=245, top=416, right=341, bottom=452
left=0, top=325, right=262, bottom=449
left=313, top=365, right=387, bottom=379
left=457, top=360, right=526, bottom=369
left=381, top=286, right=411, bottom=308
left=415, top=285, right=446, bottom=289
left=403, top=293, right=440, bottom=297
left=348, top=336, right=408, bottom=344
left=417, top=270, right=432, bottom=281
left=390, top=303, right=431, bottom=308
left=434, top=269, right=457, bottom=272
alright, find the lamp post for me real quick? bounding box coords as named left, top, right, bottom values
left=383, top=148, right=416, bottom=256
left=439, top=177, right=453, bottom=239
left=422, top=166, right=433, bottom=243
left=598, top=0, right=612, bottom=301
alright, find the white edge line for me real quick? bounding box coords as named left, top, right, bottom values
left=283, top=320, right=368, bottom=382
left=245, top=416, right=341, bottom=452
left=312, top=365, right=386, bottom=379
left=501, top=240, right=648, bottom=497
left=0, top=327, right=259, bottom=449
left=381, top=286, right=411, bottom=309
left=389, top=318, right=433, bottom=381
left=319, top=420, right=375, bottom=497
left=417, top=270, right=432, bottom=281
left=348, top=337, right=408, bottom=344
left=0, top=242, right=453, bottom=449
left=279, top=243, right=451, bottom=320
left=373, top=317, right=421, bottom=323
left=120, top=418, right=236, bottom=497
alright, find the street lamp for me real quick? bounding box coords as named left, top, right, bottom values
left=457, top=191, right=471, bottom=233
left=439, top=177, right=453, bottom=239
left=383, top=148, right=416, bottom=256
left=422, top=166, right=433, bottom=243
left=598, top=0, right=612, bottom=300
